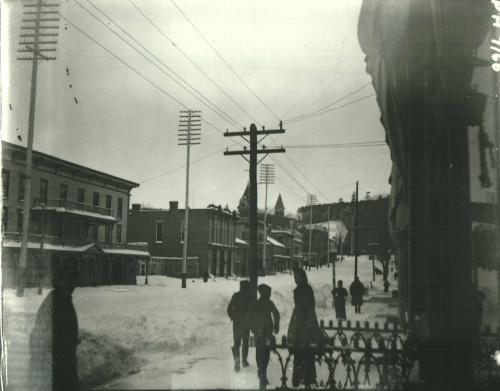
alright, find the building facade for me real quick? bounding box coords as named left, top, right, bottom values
left=127, top=202, right=238, bottom=277
left=1, top=141, right=148, bottom=287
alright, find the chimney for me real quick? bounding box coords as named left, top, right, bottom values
left=131, top=203, right=141, bottom=211
left=169, top=201, right=179, bottom=211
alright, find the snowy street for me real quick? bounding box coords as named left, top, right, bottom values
left=3, top=256, right=497, bottom=390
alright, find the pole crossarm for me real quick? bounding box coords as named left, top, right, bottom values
left=224, top=129, right=285, bottom=137
left=224, top=147, right=285, bottom=156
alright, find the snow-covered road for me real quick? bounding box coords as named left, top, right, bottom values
left=4, top=256, right=497, bottom=390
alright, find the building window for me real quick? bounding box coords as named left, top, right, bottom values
left=116, top=224, right=122, bottom=244
left=18, top=175, right=26, bottom=201
left=77, top=188, right=85, bottom=204
left=117, top=197, right=123, bottom=219
left=17, top=209, right=23, bottom=233
left=93, top=191, right=100, bottom=206
left=2, top=170, right=9, bottom=199
left=155, top=221, right=163, bottom=243
left=60, top=184, right=68, bottom=200
left=2, top=207, right=8, bottom=231
left=39, top=179, right=48, bottom=204
left=105, top=195, right=112, bottom=209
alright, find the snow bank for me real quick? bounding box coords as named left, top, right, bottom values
left=78, top=330, right=143, bottom=389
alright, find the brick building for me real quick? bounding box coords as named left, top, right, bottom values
left=1, top=141, right=148, bottom=287
left=127, top=202, right=238, bottom=277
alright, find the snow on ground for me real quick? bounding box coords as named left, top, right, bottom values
left=3, top=256, right=400, bottom=390
left=478, top=267, right=499, bottom=330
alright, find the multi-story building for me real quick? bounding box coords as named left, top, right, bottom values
left=127, top=202, right=238, bottom=277
left=1, top=141, right=148, bottom=287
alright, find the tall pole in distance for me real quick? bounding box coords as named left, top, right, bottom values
left=178, top=110, right=201, bottom=288
left=307, top=194, right=317, bottom=270
left=16, top=0, right=59, bottom=297
left=327, top=204, right=330, bottom=268
left=260, top=164, right=274, bottom=274
left=224, top=122, right=285, bottom=297
left=354, top=181, right=359, bottom=278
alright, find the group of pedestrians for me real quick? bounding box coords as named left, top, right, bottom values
left=227, top=268, right=326, bottom=389
left=331, top=276, right=366, bottom=319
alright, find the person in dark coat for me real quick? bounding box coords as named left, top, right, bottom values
left=332, top=280, right=348, bottom=320
left=227, top=280, right=253, bottom=371
left=27, top=264, right=80, bottom=391
left=349, top=276, right=366, bottom=314
left=287, top=268, right=325, bottom=388
left=248, top=284, right=280, bottom=390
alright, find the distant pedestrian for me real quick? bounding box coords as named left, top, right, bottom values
left=288, top=268, right=325, bottom=387
left=27, top=263, right=80, bottom=391
left=248, top=284, right=280, bottom=390
left=383, top=279, right=390, bottom=292
left=349, top=276, right=366, bottom=314
left=332, top=280, right=348, bottom=320
left=227, top=280, right=253, bottom=372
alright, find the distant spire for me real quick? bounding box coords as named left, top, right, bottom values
left=274, top=193, right=285, bottom=216
left=238, top=182, right=250, bottom=216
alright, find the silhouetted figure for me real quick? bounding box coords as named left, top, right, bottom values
left=288, top=269, right=325, bottom=388
left=349, top=276, right=366, bottom=314
left=227, top=280, right=253, bottom=371
left=248, top=284, right=280, bottom=390
left=332, top=280, right=348, bottom=320
left=27, top=264, right=80, bottom=391
left=383, top=279, right=390, bottom=292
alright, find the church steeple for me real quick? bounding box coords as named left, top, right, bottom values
left=274, top=193, right=285, bottom=216
left=238, top=182, right=250, bottom=216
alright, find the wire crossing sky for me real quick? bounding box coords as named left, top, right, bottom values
left=2, top=0, right=393, bottom=214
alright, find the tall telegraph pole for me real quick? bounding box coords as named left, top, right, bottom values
left=307, top=194, right=317, bottom=269
left=259, top=163, right=274, bottom=274
left=16, top=0, right=60, bottom=297
left=354, top=181, right=359, bottom=278
left=224, top=123, right=285, bottom=296
left=178, top=110, right=201, bottom=288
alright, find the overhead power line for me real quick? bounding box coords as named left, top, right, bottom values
left=77, top=0, right=243, bottom=129
left=127, top=0, right=260, bottom=127
left=284, top=93, right=376, bottom=125
left=285, top=141, right=386, bottom=149
left=170, top=0, right=280, bottom=123
left=45, top=2, right=245, bottom=151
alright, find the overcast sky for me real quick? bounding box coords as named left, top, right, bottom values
left=2, top=0, right=493, bottom=214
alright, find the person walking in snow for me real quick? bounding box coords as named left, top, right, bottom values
left=248, top=284, right=280, bottom=390
left=227, top=280, right=253, bottom=372
left=288, top=268, right=325, bottom=388
left=349, top=276, right=366, bottom=314
left=27, top=263, right=80, bottom=391
left=332, top=280, right=348, bottom=320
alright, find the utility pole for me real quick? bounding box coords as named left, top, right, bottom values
left=259, top=163, right=274, bottom=274
left=327, top=204, right=330, bottom=269
left=16, top=0, right=59, bottom=297
left=307, top=194, right=317, bottom=270
left=178, top=110, right=201, bottom=288
left=37, top=202, right=46, bottom=295
left=354, top=181, right=359, bottom=278
left=224, top=123, right=285, bottom=296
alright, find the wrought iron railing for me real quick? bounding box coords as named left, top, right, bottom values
left=33, top=198, right=114, bottom=217
left=270, top=320, right=418, bottom=390
left=268, top=320, right=500, bottom=390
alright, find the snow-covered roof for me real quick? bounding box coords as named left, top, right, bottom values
left=267, top=236, right=285, bottom=248
left=102, top=248, right=150, bottom=257
left=32, top=206, right=117, bottom=222
left=235, top=237, right=248, bottom=245
left=2, top=241, right=95, bottom=252
left=273, top=254, right=290, bottom=259
left=271, top=229, right=292, bottom=235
